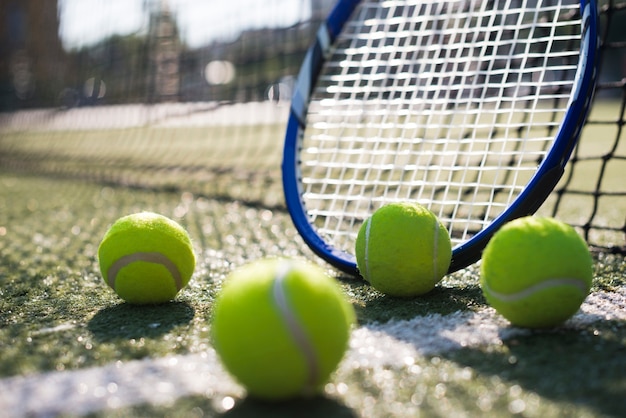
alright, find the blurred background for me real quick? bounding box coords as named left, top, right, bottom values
left=0, top=0, right=337, bottom=110
left=1, top=0, right=625, bottom=109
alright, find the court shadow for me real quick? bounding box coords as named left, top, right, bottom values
left=88, top=301, right=195, bottom=341
left=350, top=280, right=486, bottom=323
left=442, top=320, right=626, bottom=417
left=219, top=395, right=358, bottom=418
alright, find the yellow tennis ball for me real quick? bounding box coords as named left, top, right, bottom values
left=98, top=212, right=195, bottom=304
left=211, top=258, right=355, bottom=401
left=355, top=202, right=452, bottom=297
left=480, top=216, right=593, bottom=328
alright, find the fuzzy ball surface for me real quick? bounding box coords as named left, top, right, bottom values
left=211, top=258, right=355, bottom=401
left=355, top=202, right=452, bottom=297
left=98, top=212, right=195, bottom=304
left=480, top=216, right=593, bottom=328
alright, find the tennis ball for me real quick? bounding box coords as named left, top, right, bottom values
left=480, top=216, right=593, bottom=328
left=211, top=258, right=355, bottom=401
left=98, top=212, right=195, bottom=304
left=355, top=202, right=452, bottom=297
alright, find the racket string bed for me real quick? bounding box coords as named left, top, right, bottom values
left=285, top=0, right=597, bottom=272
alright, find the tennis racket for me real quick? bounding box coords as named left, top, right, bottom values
left=282, top=0, right=599, bottom=276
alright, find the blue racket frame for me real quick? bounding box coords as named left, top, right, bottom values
left=282, top=0, right=599, bottom=275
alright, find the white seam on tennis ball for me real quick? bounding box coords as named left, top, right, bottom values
left=272, top=261, right=319, bottom=394
left=484, top=278, right=589, bottom=303
left=363, top=217, right=372, bottom=281
left=107, top=252, right=183, bottom=290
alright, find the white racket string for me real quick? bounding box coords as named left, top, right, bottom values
left=299, top=0, right=582, bottom=257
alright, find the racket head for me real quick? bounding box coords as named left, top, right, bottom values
left=282, top=0, right=599, bottom=275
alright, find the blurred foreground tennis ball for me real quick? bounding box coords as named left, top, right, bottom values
left=212, top=258, right=355, bottom=401
left=355, top=202, right=452, bottom=297
left=98, top=212, right=195, bottom=304
left=480, top=216, right=593, bottom=328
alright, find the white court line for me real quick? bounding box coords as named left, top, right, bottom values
left=0, top=289, right=624, bottom=417
left=0, top=351, right=243, bottom=417
left=0, top=102, right=289, bottom=133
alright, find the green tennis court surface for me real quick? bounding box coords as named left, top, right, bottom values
left=0, top=110, right=624, bottom=416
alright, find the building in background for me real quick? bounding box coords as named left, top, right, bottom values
left=310, top=0, right=335, bottom=22
left=146, top=0, right=182, bottom=102
left=0, top=0, right=67, bottom=110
